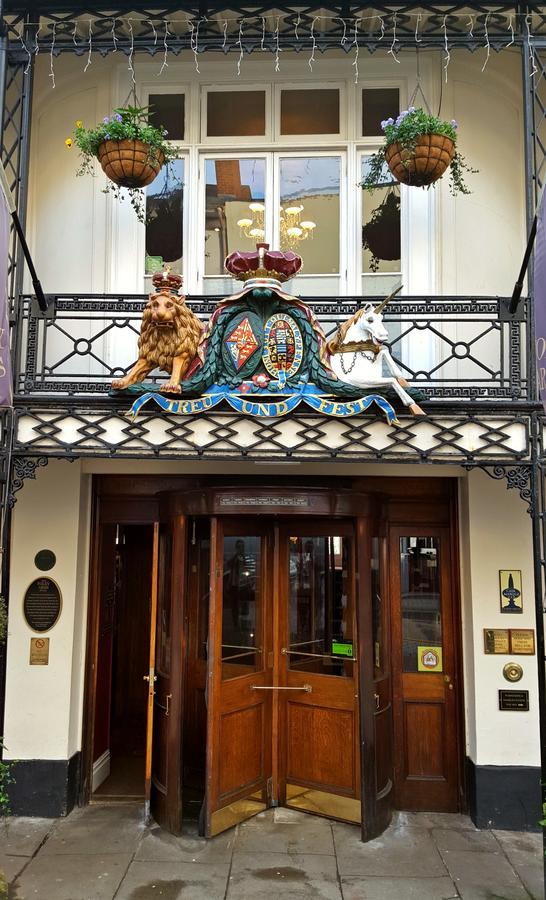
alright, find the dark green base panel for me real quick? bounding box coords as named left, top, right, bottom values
left=466, top=758, right=541, bottom=831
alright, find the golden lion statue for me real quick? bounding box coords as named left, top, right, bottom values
left=111, top=271, right=203, bottom=394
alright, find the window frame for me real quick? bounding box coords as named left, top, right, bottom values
left=274, top=81, right=347, bottom=142
left=200, top=84, right=273, bottom=144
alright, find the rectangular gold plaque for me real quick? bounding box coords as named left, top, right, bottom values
left=510, top=629, right=535, bottom=655
left=29, top=637, right=49, bottom=665
left=483, top=629, right=510, bottom=654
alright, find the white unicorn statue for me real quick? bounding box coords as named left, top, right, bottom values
left=327, top=287, right=425, bottom=417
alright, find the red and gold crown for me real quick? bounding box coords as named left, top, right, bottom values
left=225, top=243, right=302, bottom=286
left=152, top=267, right=183, bottom=295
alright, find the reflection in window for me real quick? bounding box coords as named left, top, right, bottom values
left=156, top=526, right=172, bottom=676
left=205, top=158, right=266, bottom=277
left=371, top=537, right=383, bottom=675
left=149, top=93, right=185, bottom=140
left=279, top=157, right=340, bottom=275
left=207, top=91, right=266, bottom=137
left=288, top=535, right=353, bottom=677
left=280, top=89, right=340, bottom=135
left=361, top=157, right=401, bottom=297
left=222, top=536, right=262, bottom=679
left=400, top=537, right=441, bottom=673
left=145, top=159, right=184, bottom=275
left=362, top=88, right=399, bottom=136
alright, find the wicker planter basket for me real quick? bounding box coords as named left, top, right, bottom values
left=385, top=133, right=455, bottom=187
left=97, top=139, right=165, bottom=188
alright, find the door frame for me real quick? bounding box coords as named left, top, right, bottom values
left=81, top=476, right=464, bottom=837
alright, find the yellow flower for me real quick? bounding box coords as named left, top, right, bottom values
left=65, top=138, right=73, bottom=148
left=75, top=120, right=83, bottom=128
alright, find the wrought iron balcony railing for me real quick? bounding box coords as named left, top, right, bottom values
left=13, top=292, right=529, bottom=403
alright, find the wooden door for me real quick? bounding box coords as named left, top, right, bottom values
left=204, top=518, right=273, bottom=836
left=148, top=517, right=186, bottom=833
left=390, top=526, right=460, bottom=811
left=278, top=522, right=361, bottom=824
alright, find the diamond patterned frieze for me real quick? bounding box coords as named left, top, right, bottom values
left=14, top=406, right=531, bottom=463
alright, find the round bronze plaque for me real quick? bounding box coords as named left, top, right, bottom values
left=503, top=662, right=523, bottom=683
left=34, top=549, right=56, bottom=572
left=23, top=577, right=62, bottom=633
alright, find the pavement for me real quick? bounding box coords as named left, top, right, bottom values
left=0, top=804, right=544, bottom=900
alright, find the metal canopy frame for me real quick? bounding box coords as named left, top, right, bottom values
left=0, top=2, right=545, bottom=877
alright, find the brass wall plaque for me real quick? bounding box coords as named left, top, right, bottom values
left=29, top=637, right=49, bottom=665
left=509, top=629, right=535, bottom=655
left=483, top=629, right=510, bottom=654
left=23, top=577, right=62, bottom=633
left=503, top=662, right=523, bottom=682
left=499, top=689, right=529, bottom=711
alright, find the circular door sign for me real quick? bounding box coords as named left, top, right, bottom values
left=23, top=577, right=62, bottom=632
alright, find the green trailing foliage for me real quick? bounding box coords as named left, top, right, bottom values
left=360, top=106, right=477, bottom=197
left=66, top=105, right=181, bottom=222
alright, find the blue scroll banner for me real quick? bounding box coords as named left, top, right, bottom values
left=129, top=383, right=398, bottom=425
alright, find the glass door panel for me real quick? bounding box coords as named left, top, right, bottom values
left=280, top=524, right=360, bottom=824
left=204, top=520, right=272, bottom=836
left=277, top=155, right=343, bottom=296
left=203, top=157, right=268, bottom=295
left=287, top=535, right=354, bottom=676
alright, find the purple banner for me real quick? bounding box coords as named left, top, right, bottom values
left=0, top=191, right=12, bottom=406
left=535, top=192, right=546, bottom=412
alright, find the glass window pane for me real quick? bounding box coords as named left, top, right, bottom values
left=361, top=157, right=400, bottom=288
left=288, top=535, right=354, bottom=677
left=156, top=526, right=172, bottom=676
left=222, top=536, right=262, bottom=679
left=149, top=93, right=185, bottom=140
left=279, top=156, right=340, bottom=275
left=362, top=88, right=399, bottom=136
left=145, top=158, right=184, bottom=275
left=207, top=91, right=266, bottom=137
left=371, top=537, right=383, bottom=675
left=197, top=524, right=210, bottom=662
left=400, top=537, right=441, bottom=673
left=280, top=89, right=340, bottom=135
left=205, top=158, right=266, bottom=277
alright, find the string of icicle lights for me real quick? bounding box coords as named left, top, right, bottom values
left=15, top=11, right=541, bottom=86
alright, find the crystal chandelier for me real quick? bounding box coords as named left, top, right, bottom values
left=236, top=202, right=317, bottom=248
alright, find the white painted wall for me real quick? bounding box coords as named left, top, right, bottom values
left=4, top=457, right=539, bottom=771
left=460, top=468, right=540, bottom=767
left=3, top=459, right=91, bottom=761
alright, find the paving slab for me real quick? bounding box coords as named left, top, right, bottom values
left=228, top=850, right=342, bottom=899
left=0, top=855, right=28, bottom=884
left=393, top=811, right=478, bottom=830
left=0, top=819, right=54, bottom=857
left=439, top=848, right=533, bottom=900
left=432, top=827, right=501, bottom=853
left=135, top=823, right=235, bottom=864
left=340, top=875, right=460, bottom=899
left=10, top=851, right=131, bottom=900
left=39, top=804, right=145, bottom=857
left=490, top=831, right=544, bottom=900
left=235, top=813, right=335, bottom=855
left=333, top=822, right=447, bottom=878
left=114, top=860, right=230, bottom=900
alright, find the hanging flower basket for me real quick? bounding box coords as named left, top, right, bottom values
left=97, top=139, right=165, bottom=189
left=385, top=133, right=455, bottom=188
left=360, top=107, right=476, bottom=196
left=66, top=105, right=180, bottom=222
left=362, top=191, right=401, bottom=270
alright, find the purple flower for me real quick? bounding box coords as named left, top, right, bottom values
left=103, top=116, right=110, bottom=124
left=408, top=106, right=416, bottom=113
left=114, top=113, right=122, bottom=122
left=105, top=132, right=111, bottom=139
left=451, top=119, right=458, bottom=129
left=382, top=117, right=394, bottom=131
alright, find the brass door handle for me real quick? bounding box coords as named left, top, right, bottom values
left=155, top=693, right=172, bottom=715
left=143, top=674, right=157, bottom=682
left=444, top=675, right=454, bottom=690
left=251, top=684, right=312, bottom=693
